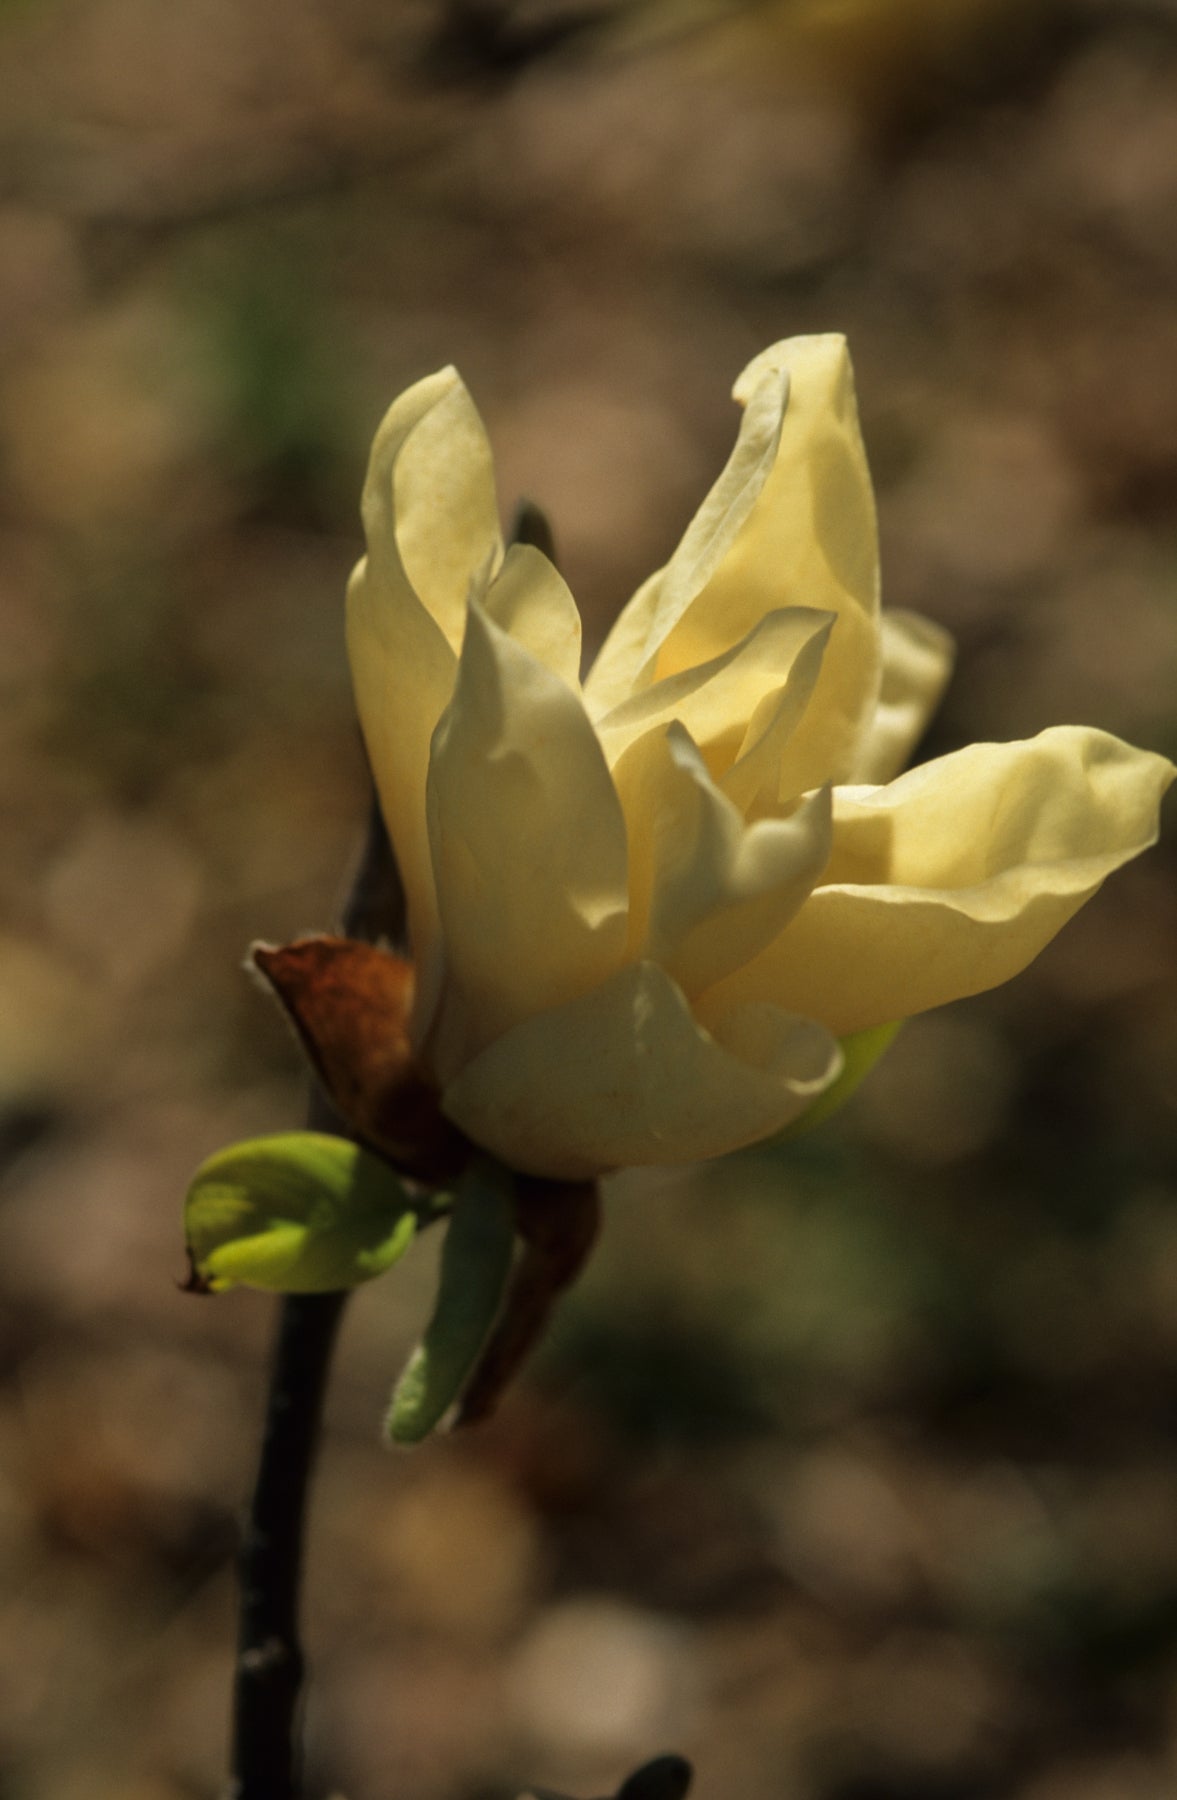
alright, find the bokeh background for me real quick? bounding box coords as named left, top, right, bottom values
left=4, top=1, right=1177, bottom=1796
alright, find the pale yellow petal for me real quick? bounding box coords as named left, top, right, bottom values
left=585, top=337, right=880, bottom=794
left=698, top=727, right=1175, bottom=1037
left=441, top=960, right=841, bottom=1178
left=582, top=568, right=665, bottom=717
left=388, top=371, right=503, bottom=651
left=654, top=342, right=880, bottom=790
left=854, top=609, right=955, bottom=784
left=348, top=372, right=469, bottom=1014
left=482, top=543, right=582, bottom=689
left=347, top=554, right=453, bottom=1003
left=718, top=615, right=837, bottom=816
left=595, top=606, right=833, bottom=780
left=612, top=721, right=832, bottom=996
left=425, top=602, right=629, bottom=1073
left=583, top=367, right=790, bottom=715
left=627, top=367, right=792, bottom=671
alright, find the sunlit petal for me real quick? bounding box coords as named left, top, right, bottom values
left=388, top=370, right=502, bottom=651
left=347, top=371, right=470, bottom=1018
left=482, top=543, right=582, bottom=689
left=613, top=722, right=832, bottom=996
left=582, top=567, right=665, bottom=717
left=426, top=603, right=629, bottom=1074
left=698, top=727, right=1175, bottom=1036
left=595, top=607, right=833, bottom=781
left=652, top=339, right=882, bottom=798
left=583, top=366, right=789, bottom=713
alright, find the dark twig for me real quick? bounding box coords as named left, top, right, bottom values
left=229, top=781, right=399, bottom=1800
left=229, top=1289, right=347, bottom=1800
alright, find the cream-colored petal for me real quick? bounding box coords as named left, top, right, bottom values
left=698, top=727, right=1175, bottom=1037
left=595, top=606, right=833, bottom=779
left=442, top=960, right=841, bottom=1178
left=425, top=602, right=629, bottom=1073
left=854, top=609, right=955, bottom=784
left=582, top=567, right=665, bottom=717
left=586, top=337, right=879, bottom=789
left=348, top=373, right=471, bottom=1020
left=656, top=337, right=882, bottom=795
left=638, top=364, right=791, bottom=673
left=717, top=614, right=838, bottom=817
left=612, top=722, right=832, bottom=996
left=583, top=368, right=790, bottom=715
left=482, top=543, right=582, bottom=689
left=387, top=371, right=503, bottom=651
left=347, top=557, right=453, bottom=1000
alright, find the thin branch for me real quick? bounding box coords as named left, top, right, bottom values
left=229, top=1289, right=347, bottom=1800
left=229, top=780, right=399, bottom=1800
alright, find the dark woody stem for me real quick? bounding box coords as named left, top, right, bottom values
left=229, top=787, right=403, bottom=1800
left=229, top=1287, right=347, bottom=1799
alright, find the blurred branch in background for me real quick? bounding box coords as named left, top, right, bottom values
left=424, top=0, right=620, bottom=82
left=2, top=0, right=1170, bottom=303
left=422, top=0, right=1148, bottom=129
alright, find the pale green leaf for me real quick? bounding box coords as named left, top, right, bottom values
left=386, top=1158, right=516, bottom=1444
left=185, top=1131, right=418, bottom=1293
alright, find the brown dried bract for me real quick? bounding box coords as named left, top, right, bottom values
left=252, top=936, right=470, bottom=1185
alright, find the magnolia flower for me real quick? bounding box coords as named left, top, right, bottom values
left=345, top=336, right=1171, bottom=1181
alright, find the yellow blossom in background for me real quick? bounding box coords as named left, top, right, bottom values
left=346, top=337, right=1172, bottom=1181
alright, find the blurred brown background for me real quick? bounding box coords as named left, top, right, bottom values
left=4, top=1, right=1177, bottom=1796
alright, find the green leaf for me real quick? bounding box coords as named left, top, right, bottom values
left=386, top=1159, right=516, bottom=1445
left=185, top=1132, right=419, bottom=1293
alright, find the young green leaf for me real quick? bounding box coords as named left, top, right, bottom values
left=185, top=1132, right=418, bottom=1293
left=386, top=1159, right=516, bottom=1445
